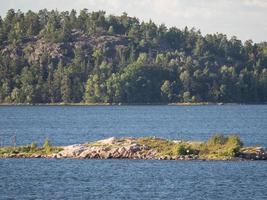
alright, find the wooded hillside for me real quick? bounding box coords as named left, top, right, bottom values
left=0, top=9, right=266, bottom=103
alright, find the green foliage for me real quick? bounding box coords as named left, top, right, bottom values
left=160, top=80, right=172, bottom=102
left=225, top=135, right=243, bottom=154
left=207, top=134, right=228, bottom=146
left=30, top=142, right=38, bottom=150
left=200, top=134, right=243, bottom=159
left=43, top=138, right=51, bottom=153
left=0, top=140, right=62, bottom=157
left=137, top=137, right=179, bottom=157
left=0, top=9, right=267, bottom=104
left=176, top=144, right=193, bottom=155
left=136, top=134, right=244, bottom=159
left=137, top=137, right=195, bottom=157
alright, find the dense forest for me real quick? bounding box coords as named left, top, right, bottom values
left=0, top=9, right=266, bottom=104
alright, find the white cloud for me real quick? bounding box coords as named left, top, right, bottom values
left=242, top=0, right=267, bottom=8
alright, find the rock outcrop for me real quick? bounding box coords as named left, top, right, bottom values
left=0, top=31, right=132, bottom=67
left=239, top=147, right=267, bottom=160
left=54, top=137, right=157, bottom=160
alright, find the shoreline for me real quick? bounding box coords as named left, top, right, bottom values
left=0, top=102, right=266, bottom=106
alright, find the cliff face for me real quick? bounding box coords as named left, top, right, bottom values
left=0, top=30, right=133, bottom=67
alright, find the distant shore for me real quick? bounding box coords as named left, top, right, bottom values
left=0, top=102, right=266, bottom=106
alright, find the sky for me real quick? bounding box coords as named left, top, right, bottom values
left=0, top=0, right=266, bottom=43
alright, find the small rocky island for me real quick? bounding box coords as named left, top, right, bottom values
left=0, top=135, right=266, bottom=161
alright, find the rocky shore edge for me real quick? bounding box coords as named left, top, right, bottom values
left=0, top=136, right=266, bottom=161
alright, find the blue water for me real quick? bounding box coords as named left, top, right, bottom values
left=0, top=105, right=267, bottom=146
left=0, top=159, right=267, bottom=200
left=0, top=105, right=267, bottom=199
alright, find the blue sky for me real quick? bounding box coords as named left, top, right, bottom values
left=0, top=0, right=266, bottom=42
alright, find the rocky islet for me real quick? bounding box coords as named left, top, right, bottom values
left=1, top=136, right=266, bottom=161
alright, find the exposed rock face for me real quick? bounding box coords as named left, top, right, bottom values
left=0, top=31, right=131, bottom=67
left=55, top=137, right=158, bottom=159
left=239, top=147, right=267, bottom=160
left=56, top=144, right=87, bottom=158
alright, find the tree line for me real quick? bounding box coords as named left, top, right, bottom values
left=0, top=9, right=266, bottom=104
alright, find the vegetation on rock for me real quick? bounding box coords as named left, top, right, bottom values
left=0, top=139, right=62, bottom=158
left=198, top=134, right=243, bottom=159
left=0, top=134, right=265, bottom=160
left=136, top=134, right=243, bottom=159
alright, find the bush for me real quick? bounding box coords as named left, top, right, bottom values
left=225, top=135, right=243, bottom=155
left=176, top=144, right=193, bottom=155
left=43, top=138, right=51, bottom=153
left=200, top=134, right=243, bottom=158
left=207, top=134, right=228, bottom=146
left=30, top=142, right=38, bottom=150
left=177, top=144, right=187, bottom=155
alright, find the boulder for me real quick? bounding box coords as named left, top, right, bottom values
left=97, top=137, right=116, bottom=145
left=57, top=144, right=87, bottom=158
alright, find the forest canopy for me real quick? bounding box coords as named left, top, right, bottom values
left=0, top=9, right=266, bottom=104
